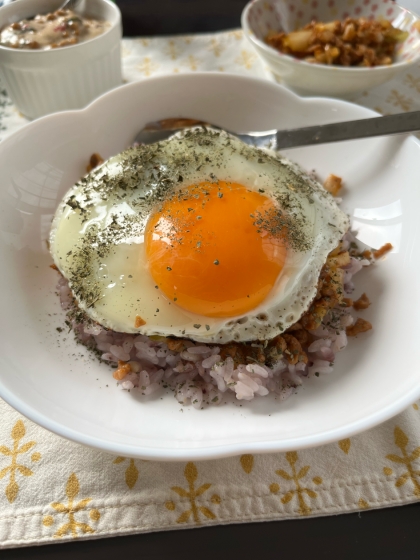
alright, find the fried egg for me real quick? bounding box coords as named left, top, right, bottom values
left=49, top=128, right=349, bottom=343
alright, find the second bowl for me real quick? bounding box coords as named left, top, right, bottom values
left=241, top=0, right=420, bottom=97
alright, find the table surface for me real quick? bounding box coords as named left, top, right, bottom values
left=2, top=0, right=419, bottom=556
left=2, top=501, right=419, bottom=559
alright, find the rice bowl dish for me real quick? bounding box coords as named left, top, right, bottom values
left=0, top=72, right=417, bottom=460
left=50, top=127, right=384, bottom=409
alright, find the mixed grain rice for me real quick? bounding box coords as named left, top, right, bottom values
left=56, top=231, right=380, bottom=409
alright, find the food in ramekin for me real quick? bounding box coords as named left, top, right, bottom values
left=50, top=127, right=390, bottom=408
left=0, top=8, right=109, bottom=50
left=266, top=18, right=408, bottom=67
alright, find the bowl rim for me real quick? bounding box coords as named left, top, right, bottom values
left=1, top=71, right=420, bottom=460
left=0, top=0, right=121, bottom=55
left=241, top=0, right=420, bottom=73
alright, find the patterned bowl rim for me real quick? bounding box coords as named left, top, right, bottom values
left=241, top=0, right=420, bottom=73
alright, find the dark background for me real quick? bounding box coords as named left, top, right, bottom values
left=116, top=0, right=249, bottom=36
left=2, top=501, right=420, bottom=559
left=2, top=0, right=419, bottom=558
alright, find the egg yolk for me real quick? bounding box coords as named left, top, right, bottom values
left=145, top=181, right=287, bottom=318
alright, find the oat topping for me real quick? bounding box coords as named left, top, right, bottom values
left=266, top=18, right=408, bottom=67
left=0, top=9, right=109, bottom=50
left=346, top=317, right=373, bottom=337
left=353, top=293, right=371, bottom=311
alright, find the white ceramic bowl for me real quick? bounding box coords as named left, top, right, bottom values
left=0, top=0, right=122, bottom=119
left=241, top=0, right=420, bottom=97
left=0, top=73, right=420, bottom=461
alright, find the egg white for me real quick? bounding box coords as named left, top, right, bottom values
left=49, top=128, right=349, bottom=343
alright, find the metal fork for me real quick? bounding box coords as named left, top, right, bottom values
left=134, top=111, right=420, bottom=150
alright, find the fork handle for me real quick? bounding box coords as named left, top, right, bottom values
left=275, top=110, right=420, bottom=150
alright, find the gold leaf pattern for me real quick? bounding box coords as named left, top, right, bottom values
left=176, top=510, right=191, bottom=524
left=6, top=482, right=18, bottom=504
left=182, top=55, right=199, bottom=71
left=171, top=486, right=189, bottom=498
left=66, top=472, right=79, bottom=500
left=135, top=38, right=150, bottom=47
left=165, top=462, right=220, bottom=524
left=137, top=57, right=159, bottom=77
left=42, top=473, right=100, bottom=538
left=51, top=502, right=67, bottom=513
left=358, top=498, right=369, bottom=509
left=387, top=454, right=406, bottom=464
left=395, top=426, right=409, bottom=449
left=90, top=509, right=100, bottom=521
left=210, top=494, right=221, bottom=504
left=11, top=420, right=25, bottom=440
left=195, top=483, right=211, bottom=496
left=17, top=465, right=33, bottom=477
left=125, top=460, right=139, bottom=489
left=281, top=490, right=294, bottom=504
left=386, top=90, right=413, bottom=112
left=0, top=419, right=40, bottom=503
left=272, top=452, right=322, bottom=515
left=164, top=40, right=180, bottom=61
left=113, top=457, right=139, bottom=489
left=385, top=426, right=420, bottom=497
left=235, top=50, right=256, bottom=70
left=209, top=38, right=225, bottom=58
left=199, top=506, right=216, bottom=519
left=275, top=469, right=292, bottom=481
left=42, top=516, right=54, bottom=527
left=297, top=466, right=310, bottom=479
left=19, top=442, right=35, bottom=454
left=287, top=451, right=298, bottom=466
left=396, top=473, right=410, bottom=487
left=0, top=467, right=10, bottom=479
left=121, top=45, right=132, bottom=57
left=74, top=498, right=93, bottom=512
left=404, top=74, right=420, bottom=94
left=228, top=30, right=242, bottom=40
left=185, top=462, right=198, bottom=483
left=55, top=522, right=93, bottom=539
left=338, top=439, right=351, bottom=454
left=240, top=454, right=254, bottom=474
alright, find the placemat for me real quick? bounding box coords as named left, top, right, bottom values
left=0, top=29, right=419, bottom=549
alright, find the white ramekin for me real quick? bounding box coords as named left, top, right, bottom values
left=0, top=0, right=122, bottom=119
